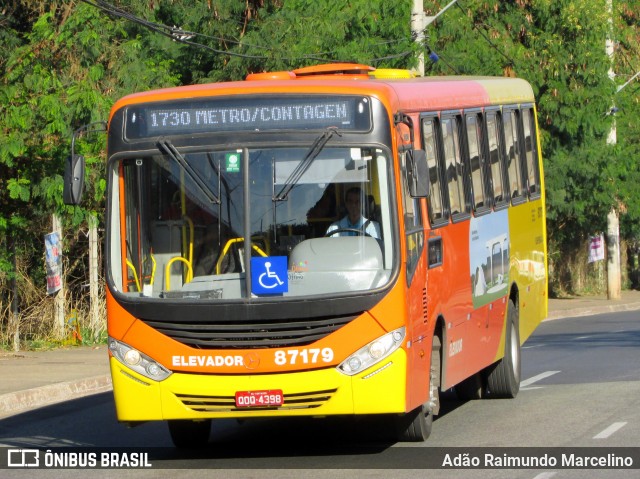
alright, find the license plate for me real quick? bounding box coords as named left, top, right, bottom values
left=235, top=389, right=284, bottom=408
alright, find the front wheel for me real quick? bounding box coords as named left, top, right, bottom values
left=485, top=299, right=521, bottom=398
left=394, top=404, right=433, bottom=442
left=394, top=334, right=441, bottom=442
left=168, top=419, right=211, bottom=448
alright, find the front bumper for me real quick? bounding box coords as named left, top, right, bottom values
left=110, top=348, right=408, bottom=421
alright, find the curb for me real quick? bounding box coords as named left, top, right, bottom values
left=545, top=301, right=640, bottom=321
left=0, top=374, right=112, bottom=418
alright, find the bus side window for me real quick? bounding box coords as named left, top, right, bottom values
left=422, top=117, right=446, bottom=225
left=522, top=108, right=541, bottom=198
left=441, top=115, right=468, bottom=219
left=503, top=108, right=526, bottom=204
left=486, top=111, right=507, bottom=208
left=465, top=112, right=489, bottom=213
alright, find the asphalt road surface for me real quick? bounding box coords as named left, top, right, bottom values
left=1, top=310, right=639, bottom=479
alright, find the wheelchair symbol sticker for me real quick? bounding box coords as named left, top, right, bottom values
left=251, top=256, right=288, bottom=295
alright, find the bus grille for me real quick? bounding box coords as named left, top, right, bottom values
left=175, top=388, right=338, bottom=412
left=144, top=314, right=357, bottom=349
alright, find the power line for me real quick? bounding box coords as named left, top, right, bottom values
left=79, top=0, right=416, bottom=66
left=426, top=46, right=460, bottom=74
left=80, top=0, right=265, bottom=59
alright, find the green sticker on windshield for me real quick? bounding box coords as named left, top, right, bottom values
left=226, top=153, right=241, bottom=173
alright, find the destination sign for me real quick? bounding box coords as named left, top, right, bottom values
left=125, top=96, right=371, bottom=139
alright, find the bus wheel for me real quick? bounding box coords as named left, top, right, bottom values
left=429, top=334, right=441, bottom=416
left=395, top=334, right=440, bottom=442
left=486, top=299, right=521, bottom=398
left=168, top=419, right=211, bottom=448
left=395, top=404, right=433, bottom=442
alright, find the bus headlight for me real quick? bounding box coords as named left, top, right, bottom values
left=109, top=337, right=172, bottom=381
left=337, top=327, right=405, bottom=376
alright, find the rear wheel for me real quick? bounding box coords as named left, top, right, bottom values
left=486, top=299, right=521, bottom=398
left=168, top=419, right=211, bottom=448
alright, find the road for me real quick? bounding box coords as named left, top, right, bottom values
left=1, top=310, right=639, bottom=478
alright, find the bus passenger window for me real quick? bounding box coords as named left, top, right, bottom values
left=466, top=114, right=488, bottom=211
left=522, top=108, right=541, bottom=197
left=442, top=116, right=466, bottom=217
left=422, top=118, right=445, bottom=224
left=486, top=112, right=506, bottom=206
left=503, top=109, right=525, bottom=202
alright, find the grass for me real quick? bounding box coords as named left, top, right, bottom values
left=0, top=262, right=106, bottom=352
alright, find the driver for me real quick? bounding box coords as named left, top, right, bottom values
left=326, top=187, right=381, bottom=239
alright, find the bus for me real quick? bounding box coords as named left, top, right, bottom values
left=64, top=63, right=547, bottom=447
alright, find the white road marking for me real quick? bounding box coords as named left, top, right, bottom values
left=532, top=472, right=557, bottom=479
left=593, top=422, right=627, bottom=439
left=522, top=344, right=544, bottom=350
left=520, top=370, right=561, bottom=388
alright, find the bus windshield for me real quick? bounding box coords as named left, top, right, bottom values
left=108, top=145, right=395, bottom=300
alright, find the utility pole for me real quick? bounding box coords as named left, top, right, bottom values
left=606, top=0, right=621, bottom=300
left=411, top=0, right=459, bottom=76
left=411, top=0, right=426, bottom=77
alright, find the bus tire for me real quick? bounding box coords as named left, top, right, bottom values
left=429, top=334, right=442, bottom=416
left=395, top=333, right=440, bottom=442
left=168, top=419, right=211, bottom=448
left=395, top=404, right=433, bottom=442
left=486, top=299, right=520, bottom=398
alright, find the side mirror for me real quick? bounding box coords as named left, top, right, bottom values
left=63, top=154, right=85, bottom=205
left=63, top=121, right=107, bottom=205
left=408, top=149, right=430, bottom=198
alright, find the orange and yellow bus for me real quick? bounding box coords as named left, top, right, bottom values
left=65, top=63, right=547, bottom=447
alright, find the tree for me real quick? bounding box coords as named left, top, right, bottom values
left=0, top=1, right=180, bottom=342
left=423, top=0, right=640, bottom=293
left=615, top=0, right=640, bottom=241
left=219, top=0, right=417, bottom=79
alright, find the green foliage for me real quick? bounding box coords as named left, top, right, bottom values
left=426, top=0, right=640, bottom=257
left=219, top=0, right=416, bottom=79
left=0, top=0, right=182, bottom=339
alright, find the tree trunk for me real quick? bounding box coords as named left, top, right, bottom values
left=89, top=215, right=100, bottom=340
left=52, top=214, right=66, bottom=339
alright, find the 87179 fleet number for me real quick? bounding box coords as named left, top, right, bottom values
left=274, top=348, right=334, bottom=366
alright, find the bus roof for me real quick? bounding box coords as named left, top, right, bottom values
left=110, top=67, right=535, bottom=122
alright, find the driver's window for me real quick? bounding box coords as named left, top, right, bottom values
left=399, top=150, right=424, bottom=284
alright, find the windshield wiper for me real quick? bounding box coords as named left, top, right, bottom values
left=273, top=127, right=342, bottom=201
left=157, top=139, right=220, bottom=204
